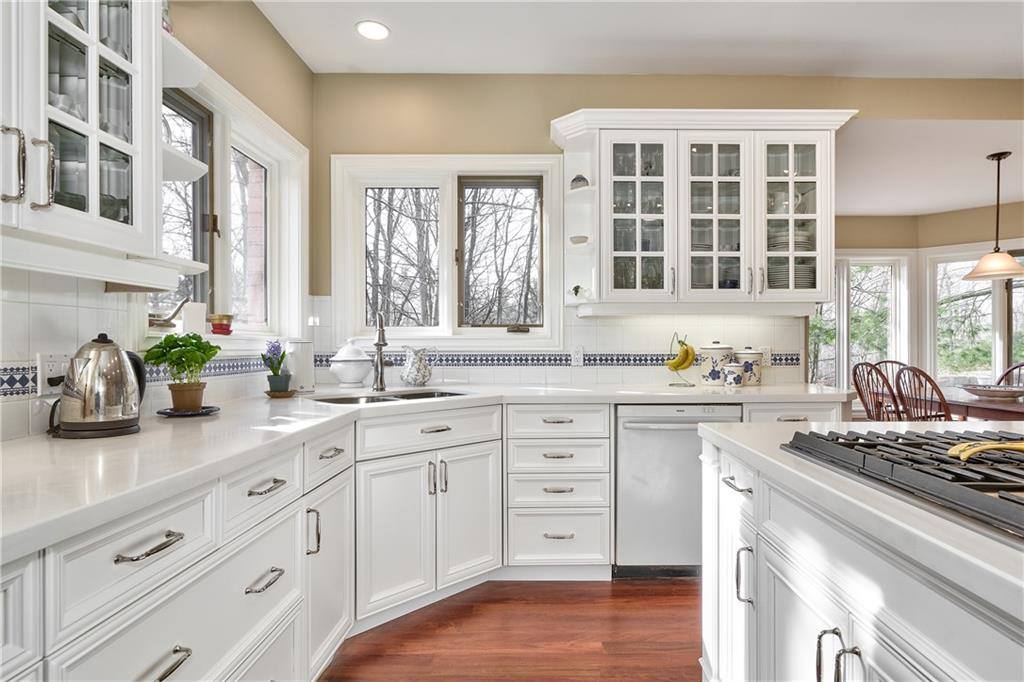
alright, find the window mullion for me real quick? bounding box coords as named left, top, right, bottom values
left=835, top=259, right=851, bottom=390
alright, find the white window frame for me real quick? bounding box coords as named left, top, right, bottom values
left=332, top=154, right=563, bottom=350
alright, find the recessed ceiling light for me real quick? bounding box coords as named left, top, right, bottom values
left=355, top=20, right=390, bottom=41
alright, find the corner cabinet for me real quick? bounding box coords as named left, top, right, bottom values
left=553, top=110, right=855, bottom=313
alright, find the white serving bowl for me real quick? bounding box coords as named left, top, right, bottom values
left=330, top=339, right=374, bottom=387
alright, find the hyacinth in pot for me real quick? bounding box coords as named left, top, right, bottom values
left=144, top=333, right=221, bottom=412
left=262, top=339, right=290, bottom=392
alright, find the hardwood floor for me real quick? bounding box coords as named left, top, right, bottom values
left=321, top=580, right=701, bottom=680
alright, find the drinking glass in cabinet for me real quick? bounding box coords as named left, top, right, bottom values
left=690, top=182, right=713, bottom=214
left=794, top=144, right=816, bottom=176
left=766, top=144, right=789, bottom=177
left=99, top=60, right=132, bottom=142
left=767, top=256, right=790, bottom=289
left=613, top=256, right=637, bottom=289
left=767, top=182, right=789, bottom=214
left=613, top=144, right=636, bottom=176
left=640, top=219, right=664, bottom=251
left=640, top=257, right=664, bottom=289
left=640, top=144, right=663, bottom=176
left=614, top=218, right=636, bottom=252
left=691, top=219, right=713, bottom=251
left=49, top=0, right=88, bottom=30
left=794, top=182, right=816, bottom=214
left=718, top=144, right=740, bottom=177
left=794, top=219, right=817, bottom=251
left=49, top=121, right=88, bottom=211
left=48, top=26, right=88, bottom=121
left=719, top=257, right=741, bottom=290
left=690, top=144, right=713, bottom=176
left=794, top=256, right=817, bottom=289
left=640, top=182, right=664, bottom=214
left=99, top=0, right=132, bottom=60
left=613, top=181, right=635, bottom=213
left=691, top=257, right=713, bottom=289
left=767, top=219, right=789, bottom=251
left=718, top=219, right=740, bottom=251
left=100, top=145, right=132, bottom=224
left=718, top=181, right=740, bottom=214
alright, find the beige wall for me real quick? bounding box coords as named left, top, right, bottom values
left=835, top=215, right=919, bottom=249
left=836, top=202, right=1024, bottom=249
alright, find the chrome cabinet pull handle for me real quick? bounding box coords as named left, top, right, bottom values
left=542, top=417, right=574, bottom=424
left=247, top=477, right=286, bottom=497
left=670, top=266, right=676, bottom=295
left=543, top=532, right=575, bottom=540
left=758, top=266, right=765, bottom=294
left=306, top=508, right=321, bottom=555
left=747, top=266, right=753, bottom=293
left=833, top=646, right=862, bottom=682
left=30, top=138, right=54, bottom=210
left=428, top=460, right=437, bottom=495
left=421, top=424, right=451, bottom=434
left=319, top=446, right=344, bottom=460
left=543, top=486, right=575, bottom=494
left=155, top=645, right=193, bottom=682
left=113, top=530, right=184, bottom=564
left=816, top=628, right=845, bottom=682
left=542, top=452, right=574, bottom=459
left=440, top=459, right=448, bottom=493
left=776, top=416, right=809, bottom=422
left=721, top=475, right=753, bottom=496
left=1, top=126, right=25, bottom=203
left=244, top=566, right=285, bottom=594
left=735, top=545, right=754, bottom=605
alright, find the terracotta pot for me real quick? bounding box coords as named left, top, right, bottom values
left=168, top=382, right=206, bottom=412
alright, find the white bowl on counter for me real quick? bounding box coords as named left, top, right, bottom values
left=330, top=338, right=373, bottom=387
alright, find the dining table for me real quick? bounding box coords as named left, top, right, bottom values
left=931, top=386, right=1024, bottom=421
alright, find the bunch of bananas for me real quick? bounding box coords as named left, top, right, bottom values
left=665, top=337, right=696, bottom=372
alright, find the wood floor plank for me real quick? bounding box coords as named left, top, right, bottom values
left=321, top=579, right=701, bottom=680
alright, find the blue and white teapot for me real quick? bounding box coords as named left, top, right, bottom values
left=698, top=341, right=734, bottom=386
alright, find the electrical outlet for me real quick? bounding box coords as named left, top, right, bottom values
left=571, top=345, right=585, bottom=367
left=758, top=346, right=772, bottom=362
left=36, top=353, right=70, bottom=396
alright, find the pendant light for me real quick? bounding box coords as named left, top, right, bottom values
left=964, top=151, right=1024, bottom=280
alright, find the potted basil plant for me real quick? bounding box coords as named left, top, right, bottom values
left=262, top=339, right=290, bottom=392
left=144, top=333, right=221, bottom=412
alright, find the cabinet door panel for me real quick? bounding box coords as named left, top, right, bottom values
left=356, top=452, right=435, bottom=618
left=718, top=519, right=756, bottom=682
left=437, top=441, right=501, bottom=588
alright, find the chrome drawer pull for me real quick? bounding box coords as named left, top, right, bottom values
left=319, top=446, right=344, bottom=460
left=543, top=486, right=575, bottom=494
left=543, top=532, right=576, bottom=540
left=777, top=415, right=809, bottom=422
left=816, top=628, right=845, bottom=682
left=30, top=138, right=54, bottom=209
left=833, top=646, right=862, bottom=682
left=113, top=530, right=184, bottom=564
left=722, top=475, right=753, bottom=496
left=421, top=424, right=451, bottom=434
left=542, top=452, right=574, bottom=459
left=247, top=477, right=286, bottom=497
left=428, top=460, right=437, bottom=495
left=306, top=508, right=321, bottom=555
left=735, top=545, right=754, bottom=605
left=542, top=417, right=574, bottom=424
left=1, top=126, right=25, bottom=203
left=245, top=566, right=285, bottom=594
left=155, top=645, right=192, bottom=681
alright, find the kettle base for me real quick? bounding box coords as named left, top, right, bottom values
left=49, top=423, right=140, bottom=439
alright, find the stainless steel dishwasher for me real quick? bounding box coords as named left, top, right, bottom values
left=615, top=404, right=742, bottom=577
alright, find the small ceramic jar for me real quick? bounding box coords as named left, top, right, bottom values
left=698, top=341, right=734, bottom=386
left=734, top=346, right=764, bottom=386
left=723, top=363, right=745, bottom=387
left=329, top=338, right=373, bottom=387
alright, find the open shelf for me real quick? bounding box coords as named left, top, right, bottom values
left=162, top=143, right=208, bottom=182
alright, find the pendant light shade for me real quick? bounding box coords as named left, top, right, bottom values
left=964, top=151, right=1024, bottom=281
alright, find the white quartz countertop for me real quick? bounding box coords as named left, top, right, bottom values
left=698, top=420, right=1024, bottom=625
left=1, top=382, right=851, bottom=559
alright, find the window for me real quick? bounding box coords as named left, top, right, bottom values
left=1004, top=250, right=1024, bottom=367
left=808, top=299, right=837, bottom=386
left=848, top=263, right=894, bottom=368
left=933, top=259, right=993, bottom=385
left=229, top=147, right=269, bottom=327
left=458, top=177, right=543, bottom=327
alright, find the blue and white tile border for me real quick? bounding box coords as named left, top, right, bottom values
left=314, top=350, right=802, bottom=369
left=0, top=363, right=37, bottom=399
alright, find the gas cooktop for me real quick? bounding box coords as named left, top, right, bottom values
left=782, top=429, right=1024, bottom=538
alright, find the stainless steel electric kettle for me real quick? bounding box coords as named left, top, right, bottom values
left=48, top=333, right=147, bottom=438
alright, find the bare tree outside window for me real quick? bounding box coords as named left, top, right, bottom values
left=935, top=260, right=992, bottom=385
left=459, top=177, right=542, bottom=327
left=364, top=187, right=440, bottom=327
left=808, top=300, right=836, bottom=386
left=230, top=148, right=268, bottom=326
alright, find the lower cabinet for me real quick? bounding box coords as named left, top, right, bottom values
left=718, top=516, right=756, bottom=682
left=356, top=441, right=501, bottom=619
left=226, top=603, right=305, bottom=681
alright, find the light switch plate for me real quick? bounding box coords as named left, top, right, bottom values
left=571, top=345, right=585, bottom=367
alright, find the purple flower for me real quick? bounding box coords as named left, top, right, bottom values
left=262, top=339, right=287, bottom=375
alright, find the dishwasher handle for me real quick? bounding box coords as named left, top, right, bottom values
left=620, top=421, right=700, bottom=431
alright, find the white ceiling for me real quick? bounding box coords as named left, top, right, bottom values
left=835, top=120, right=1024, bottom=215
left=255, top=1, right=1024, bottom=78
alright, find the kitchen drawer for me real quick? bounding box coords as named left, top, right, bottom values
left=222, top=448, right=302, bottom=541
left=507, top=439, right=610, bottom=473
left=506, top=509, right=611, bottom=565
left=719, top=453, right=756, bottom=519
left=507, top=474, right=610, bottom=507
left=45, top=483, right=218, bottom=650
left=356, top=405, right=501, bottom=460
left=304, top=422, right=355, bottom=491
left=506, top=404, right=610, bottom=438
left=46, top=505, right=301, bottom=682
left=1, top=553, right=42, bottom=680
left=225, top=603, right=303, bottom=682
left=742, top=402, right=842, bottom=424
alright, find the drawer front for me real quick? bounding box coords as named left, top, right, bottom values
left=225, top=604, right=303, bottom=682
left=506, top=404, right=610, bottom=438
left=223, top=449, right=302, bottom=540
left=719, top=453, right=756, bottom=519
left=46, top=483, right=218, bottom=650
left=47, top=506, right=301, bottom=682
left=507, top=509, right=610, bottom=565
left=507, top=439, right=610, bottom=473
left=304, top=422, right=355, bottom=491
left=742, top=402, right=841, bottom=424
left=1, top=553, right=42, bottom=680
left=508, top=474, right=610, bottom=507
left=356, top=405, right=501, bottom=460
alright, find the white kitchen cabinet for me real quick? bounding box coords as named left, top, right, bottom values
left=0, top=552, right=43, bottom=681
left=436, top=441, right=502, bottom=588
left=226, top=603, right=304, bottom=682
left=742, top=401, right=844, bottom=424
left=304, top=468, right=354, bottom=679
left=844, top=616, right=934, bottom=682
left=1, top=0, right=24, bottom=230
left=718, top=487, right=756, bottom=682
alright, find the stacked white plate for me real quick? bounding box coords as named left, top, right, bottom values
left=767, top=236, right=814, bottom=251
left=794, top=261, right=816, bottom=288
left=767, top=266, right=789, bottom=288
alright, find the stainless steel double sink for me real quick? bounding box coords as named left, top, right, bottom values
left=313, top=390, right=463, bottom=405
